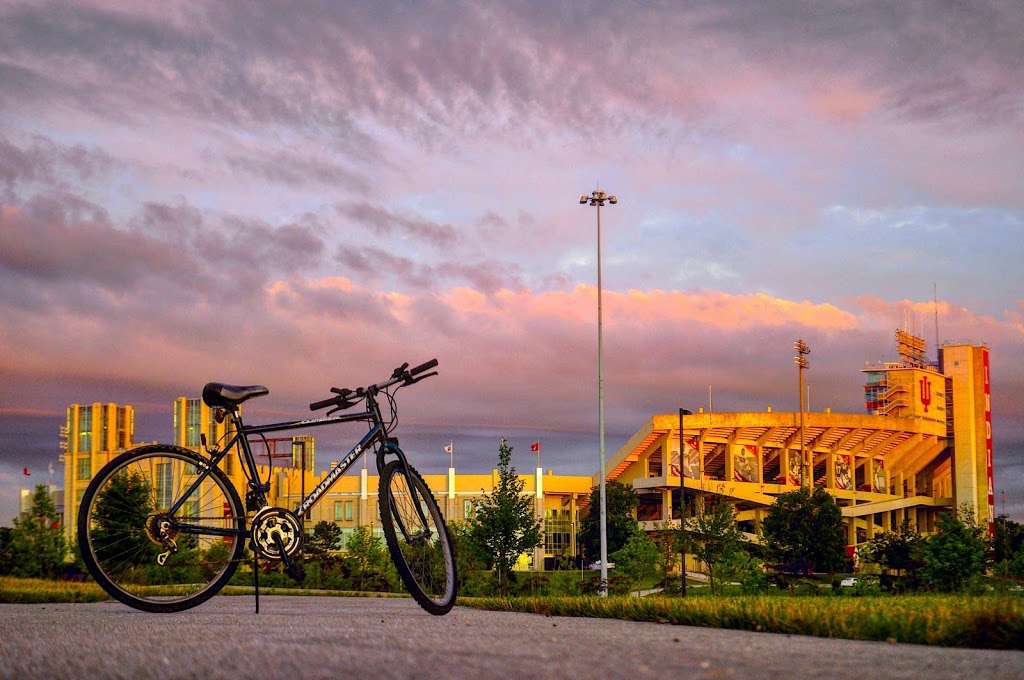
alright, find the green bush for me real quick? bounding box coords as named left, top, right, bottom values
left=545, top=569, right=583, bottom=596
left=920, top=509, right=988, bottom=592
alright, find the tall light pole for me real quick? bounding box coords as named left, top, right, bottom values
left=678, top=408, right=692, bottom=596
left=579, top=188, right=617, bottom=597
left=794, top=339, right=810, bottom=488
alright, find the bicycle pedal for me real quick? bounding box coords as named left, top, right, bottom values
left=285, top=562, right=305, bottom=583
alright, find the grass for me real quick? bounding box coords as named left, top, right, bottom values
left=0, top=577, right=108, bottom=604
left=0, top=576, right=408, bottom=604
left=458, top=594, right=1024, bottom=650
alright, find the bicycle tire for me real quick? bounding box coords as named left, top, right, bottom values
left=78, top=445, right=246, bottom=613
left=378, top=459, right=457, bottom=615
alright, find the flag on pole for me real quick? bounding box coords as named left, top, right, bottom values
left=530, top=441, right=540, bottom=453
left=22, top=467, right=30, bottom=476
left=443, top=443, right=453, bottom=454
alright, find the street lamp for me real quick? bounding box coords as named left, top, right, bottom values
left=678, top=408, right=692, bottom=596
left=579, top=188, right=617, bottom=597
left=794, top=339, right=810, bottom=488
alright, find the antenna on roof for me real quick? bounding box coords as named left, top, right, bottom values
left=933, top=283, right=940, bottom=363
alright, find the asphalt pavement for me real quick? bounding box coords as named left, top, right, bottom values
left=1, top=596, right=1022, bottom=680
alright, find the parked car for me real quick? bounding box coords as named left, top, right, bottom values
left=840, top=577, right=859, bottom=587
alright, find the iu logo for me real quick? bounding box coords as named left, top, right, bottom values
left=919, top=376, right=932, bottom=412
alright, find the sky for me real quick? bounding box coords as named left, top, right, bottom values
left=1, top=1, right=1022, bottom=524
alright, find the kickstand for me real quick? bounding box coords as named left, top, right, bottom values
left=253, top=550, right=260, bottom=615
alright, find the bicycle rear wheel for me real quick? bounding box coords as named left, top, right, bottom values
left=378, top=459, right=457, bottom=615
left=77, top=445, right=245, bottom=613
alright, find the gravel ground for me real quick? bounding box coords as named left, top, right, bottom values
left=1, top=596, right=1022, bottom=680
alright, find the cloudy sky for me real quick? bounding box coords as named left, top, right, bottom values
left=1, top=1, right=1022, bottom=523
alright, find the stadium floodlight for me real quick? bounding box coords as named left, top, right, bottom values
left=794, top=339, right=811, bottom=487
left=578, top=188, right=618, bottom=597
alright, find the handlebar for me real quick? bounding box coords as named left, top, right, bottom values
left=309, top=358, right=439, bottom=411
left=309, top=396, right=339, bottom=411
left=409, top=358, right=438, bottom=376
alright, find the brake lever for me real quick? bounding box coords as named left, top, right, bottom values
left=391, top=362, right=410, bottom=378
left=326, top=399, right=357, bottom=416
left=403, top=370, right=438, bottom=386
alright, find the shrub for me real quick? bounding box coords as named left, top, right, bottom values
left=920, top=508, right=988, bottom=592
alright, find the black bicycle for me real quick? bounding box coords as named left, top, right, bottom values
left=77, top=359, right=457, bottom=615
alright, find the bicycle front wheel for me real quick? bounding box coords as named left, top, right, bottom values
left=379, top=459, right=457, bottom=615
left=77, top=445, right=245, bottom=613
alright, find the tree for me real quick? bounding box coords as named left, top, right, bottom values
left=993, top=515, right=1024, bottom=565
left=344, top=525, right=389, bottom=591
left=579, top=481, right=639, bottom=562
left=447, top=520, right=491, bottom=593
left=89, top=472, right=156, bottom=574
left=306, top=521, right=343, bottom=562
left=863, top=520, right=924, bottom=591
left=0, top=527, right=13, bottom=575
left=763, top=487, right=845, bottom=575
left=469, top=439, right=542, bottom=592
left=610, top=531, right=660, bottom=593
left=920, top=507, right=988, bottom=591
left=683, top=499, right=744, bottom=593
left=7, top=485, right=66, bottom=578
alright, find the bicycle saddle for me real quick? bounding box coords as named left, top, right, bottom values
left=202, top=382, right=269, bottom=408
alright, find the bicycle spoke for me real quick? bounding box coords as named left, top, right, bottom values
left=81, top=448, right=242, bottom=608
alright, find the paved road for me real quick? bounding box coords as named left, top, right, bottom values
left=1, top=596, right=1022, bottom=680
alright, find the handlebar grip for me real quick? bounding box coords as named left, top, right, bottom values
left=310, top=396, right=339, bottom=411
left=409, top=358, right=438, bottom=376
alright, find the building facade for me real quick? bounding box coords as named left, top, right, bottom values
left=604, top=336, right=995, bottom=567
left=61, top=402, right=135, bottom=541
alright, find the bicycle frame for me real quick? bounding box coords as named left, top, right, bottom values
left=167, top=392, right=406, bottom=537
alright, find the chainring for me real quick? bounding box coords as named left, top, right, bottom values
left=250, top=507, right=303, bottom=560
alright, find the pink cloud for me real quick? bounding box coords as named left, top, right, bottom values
left=2, top=274, right=1020, bottom=434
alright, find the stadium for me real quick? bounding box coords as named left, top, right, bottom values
left=604, top=335, right=995, bottom=565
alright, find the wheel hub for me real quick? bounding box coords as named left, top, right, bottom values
left=144, top=512, right=177, bottom=546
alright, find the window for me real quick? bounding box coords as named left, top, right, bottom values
left=78, top=408, right=92, bottom=453
left=186, top=399, right=201, bottom=448
left=208, top=409, right=219, bottom=448
left=173, top=401, right=181, bottom=445
left=101, top=409, right=109, bottom=450
left=156, top=462, right=173, bottom=508
left=76, top=456, right=91, bottom=481
left=334, top=501, right=344, bottom=521
left=544, top=508, right=572, bottom=555
left=463, top=499, right=477, bottom=519
left=116, top=408, right=127, bottom=449
left=184, top=496, right=200, bottom=520
left=344, top=501, right=353, bottom=521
